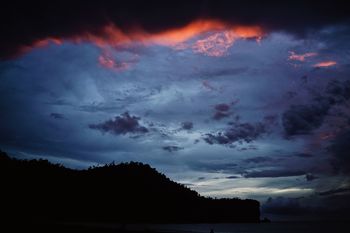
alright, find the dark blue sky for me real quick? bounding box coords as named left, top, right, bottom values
left=1, top=0, right=350, bottom=220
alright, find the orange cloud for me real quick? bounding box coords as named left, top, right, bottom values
left=98, top=50, right=137, bottom=72
left=313, top=61, right=337, bottom=68
left=21, top=19, right=263, bottom=56
left=142, top=20, right=227, bottom=46
left=193, top=31, right=237, bottom=57
left=190, top=26, right=262, bottom=57
left=19, top=38, right=63, bottom=56
left=80, top=20, right=236, bottom=47
left=288, top=51, right=317, bottom=61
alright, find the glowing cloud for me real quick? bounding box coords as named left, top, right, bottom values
left=288, top=51, right=317, bottom=61
left=98, top=50, right=138, bottom=72
left=313, top=61, right=337, bottom=68
left=142, top=20, right=227, bottom=46
left=77, top=20, right=262, bottom=48
left=192, top=31, right=236, bottom=57
left=20, top=19, right=263, bottom=57
left=19, top=38, right=63, bottom=56
left=192, top=26, right=263, bottom=57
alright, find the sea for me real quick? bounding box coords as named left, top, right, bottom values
left=127, top=222, right=350, bottom=233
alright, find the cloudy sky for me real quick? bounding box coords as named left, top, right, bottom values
left=1, top=0, right=350, bottom=220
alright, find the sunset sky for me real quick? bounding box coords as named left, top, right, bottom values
left=1, top=0, right=350, bottom=220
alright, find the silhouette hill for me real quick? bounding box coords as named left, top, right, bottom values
left=0, top=150, right=260, bottom=224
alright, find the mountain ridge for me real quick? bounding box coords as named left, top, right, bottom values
left=0, top=150, right=260, bottom=223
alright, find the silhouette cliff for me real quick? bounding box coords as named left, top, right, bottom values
left=0, top=151, right=260, bottom=223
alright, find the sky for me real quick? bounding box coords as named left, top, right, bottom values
left=1, top=0, right=350, bottom=220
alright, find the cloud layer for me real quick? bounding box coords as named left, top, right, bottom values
left=89, top=112, right=148, bottom=135
left=1, top=10, right=350, bottom=220
left=1, top=0, right=350, bottom=58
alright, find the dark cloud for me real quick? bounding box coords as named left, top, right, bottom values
left=263, top=115, right=278, bottom=126
left=292, top=81, right=349, bottom=173
left=204, top=134, right=229, bottom=145
left=305, top=173, right=318, bottom=181
left=1, top=0, right=350, bottom=58
left=215, top=103, right=230, bottom=112
left=202, top=67, right=249, bottom=77
left=243, top=169, right=305, bottom=178
left=204, top=122, right=267, bottom=145
left=244, top=156, right=274, bottom=163
left=328, top=129, right=350, bottom=174
left=282, top=80, right=350, bottom=136
left=262, top=195, right=350, bottom=220
left=237, top=145, right=258, bottom=151
left=324, top=80, right=350, bottom=104
left=213, top=103, right=231, bottom=120
left=189, top=161, right=237, bottom=173
left=318, top=187, right=350, bottom=196
left=181, top=121, right=193, bottom=130
left=262, top=197, right=309, bottom=216
left=213, top=111, right=231, bottom=120
left=282, top=104, right=330, bottom=136
left=162, top=145, right=184, bottom=153
left=89, top=112, right=148, bottom=135
left=295, top=153, right=314, bottom=158
left=225, top=175, right=240, bottom=179
left=50, top=113, right=64, bottom=119
left=322, top=81, right=350, bottom=174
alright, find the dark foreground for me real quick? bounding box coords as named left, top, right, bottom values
left=4, top=223, right=149, bottom=233
left=0, top=151, right=259, bottom=223
left=3, top=222, right=350, bottom=233
left=5, top=223, right=117, bottom=233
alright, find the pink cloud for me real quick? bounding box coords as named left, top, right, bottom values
left=288, top=51, right=317, bottom=61
left=98, top=50, right=138, bottom=72
left=20, top=19, right=264, bottom=58
left=192, top=27, right=262, bottom=57
left=313, top=61, right=337, bottom=68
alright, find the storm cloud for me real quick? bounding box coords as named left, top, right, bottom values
left=89, top=112, right=148, bottom=135
left=1, top=0, right=350, bottom=58
left=1, top=3, right=350, bottom=220
left=243, top=156, right=275, bottom=164
left=204, top=122, right=267, bottom=145
left=262, top=197, right=310, bottom=216
left=282, top=80, right=350, bottom=136
left=181, top=121, right=194, bottom=130
left=318, top=187, right=350, bottom=196
left=328, top=129, right=350, bottom=174
left=162, top=145, right=184, bottom=153
left=282, top=104, right=330, bottom=136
